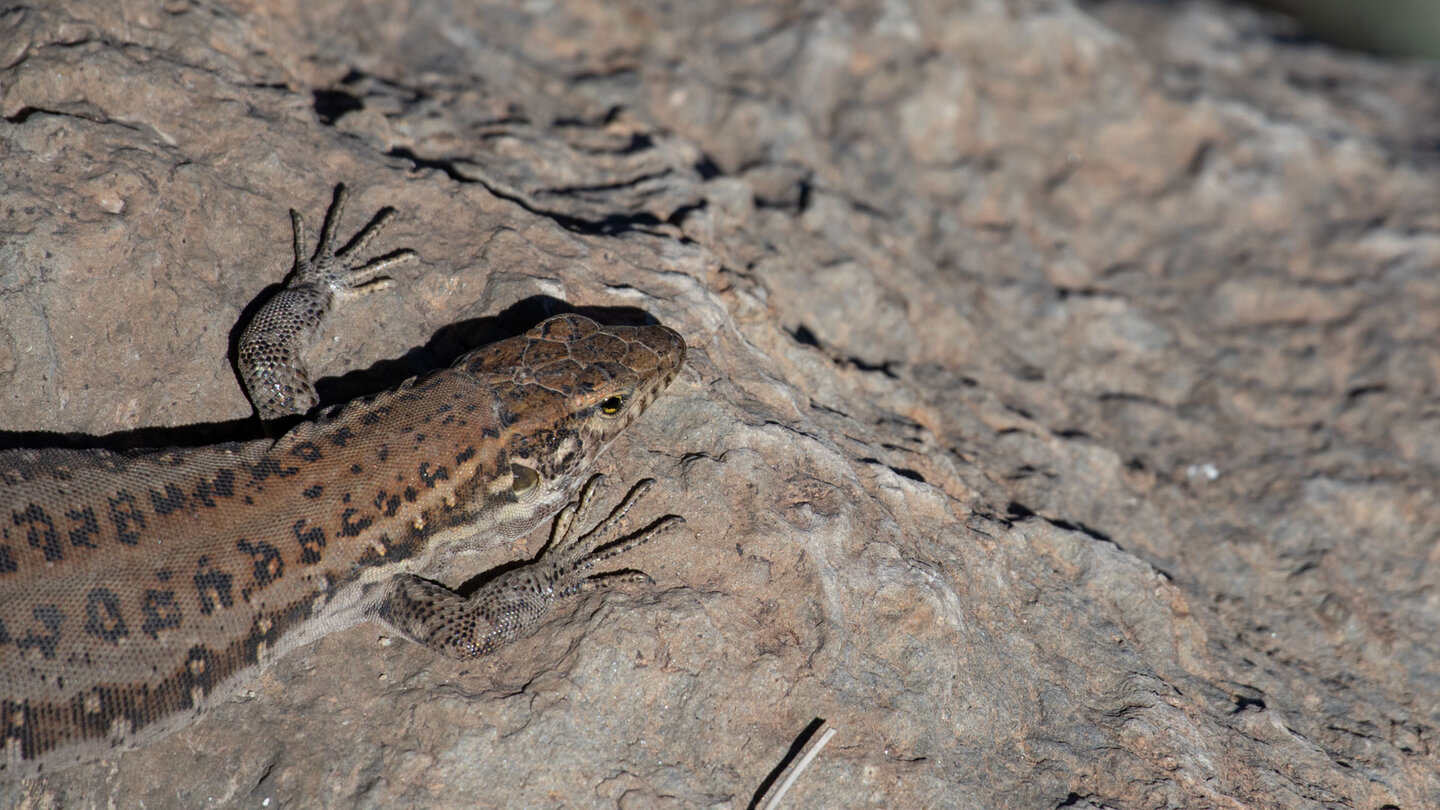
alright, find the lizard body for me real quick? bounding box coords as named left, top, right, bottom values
left=0, top=187, right=686, bottom=778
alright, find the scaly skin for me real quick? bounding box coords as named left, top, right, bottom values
left=0, top=186, right=686, bottom=779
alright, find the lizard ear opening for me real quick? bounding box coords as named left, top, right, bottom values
left=511, top=463, right=540, bottom=495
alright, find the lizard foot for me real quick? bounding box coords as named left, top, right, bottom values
left=236, top=183, right=419, bottom=420
left=378, top=475, right=683, bottom=660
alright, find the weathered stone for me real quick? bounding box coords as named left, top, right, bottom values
left=2, top=0, right=1436, bottom=806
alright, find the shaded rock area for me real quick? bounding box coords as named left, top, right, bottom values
left=2, top=0, right=1438, bottom=806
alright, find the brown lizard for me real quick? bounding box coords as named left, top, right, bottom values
left=0, top=185, right=686, bottom=778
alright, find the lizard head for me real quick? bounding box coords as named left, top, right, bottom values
left=454, top=312, right=686, bottom=530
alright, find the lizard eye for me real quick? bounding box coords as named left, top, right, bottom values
left=511, top=463, right=539, bottom=494
left=598, top=395, right=627, bottom=416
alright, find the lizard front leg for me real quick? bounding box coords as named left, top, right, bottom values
left=236, top=184, right=419, bottom=421
left=375, top=476, right=684, bottom=660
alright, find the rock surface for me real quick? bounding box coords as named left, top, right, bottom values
left=3, top=0, right=1438, bottom=807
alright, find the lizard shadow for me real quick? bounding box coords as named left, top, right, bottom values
left=0, top=295, right=673, bottom=453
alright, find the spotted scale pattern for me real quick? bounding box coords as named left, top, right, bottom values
left=0, top=190, right=686, bottom=779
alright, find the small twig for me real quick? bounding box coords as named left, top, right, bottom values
left=761, top=725, right=837, bottom=810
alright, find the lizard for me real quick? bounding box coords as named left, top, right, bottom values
left=0, top=184, right=687, bottom=779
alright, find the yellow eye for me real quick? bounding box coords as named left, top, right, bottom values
left=599, top=395, right=626, bottom=415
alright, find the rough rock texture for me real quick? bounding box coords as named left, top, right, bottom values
left=2, top=0, right=1438, bottom=807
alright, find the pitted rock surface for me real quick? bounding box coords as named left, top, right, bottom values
left=2, top=0, right=1437, bottom=806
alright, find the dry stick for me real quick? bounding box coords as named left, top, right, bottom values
left=761, top=726, right=837, bottom=810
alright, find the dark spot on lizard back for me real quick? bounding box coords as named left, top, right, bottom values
left=291, top=442, right=323, bottom=462
left=418, top=463, right=448, bottom=488
left=107, top=492, right=146, bottom=546
left=375, top=492, right=402, bottom=517
left=193, top=469, right=236, bottom=507
left=82, top=588, right=129, bottom=644
left=193, top=556, right=235, bottom=615
left=292, top=519, right=327, bottom=564
left=12, top=604, right=63, bottom=659
left=237, top=538, right=284, bottom=594
left=149, top=484, right=189, bottom=516
left=13, top=503, right=61, bottom=561
left=66, top=507, right=100, bottom=548
left=140, top=590, right=181, bottom=638
left=338, top=508, right=372, bottom=537
left=246, top=458, right=299, bottom=483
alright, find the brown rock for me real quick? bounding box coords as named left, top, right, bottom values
left=2, top=0, right=1437, bottom=806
